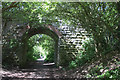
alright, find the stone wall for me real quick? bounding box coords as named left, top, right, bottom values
left=57, top=26, right=90, bottom=66
left=2, top=19, right=91, bottom=66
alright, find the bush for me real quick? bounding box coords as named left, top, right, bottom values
left=68, top=38, right=95, bottom=69
left=96, top=68, right=120, bottom=78
left=2, top=39, right=20, bottom=68
left=68, top=61, right=77, bottom=69
left=77, top=38, right=95, bottom=66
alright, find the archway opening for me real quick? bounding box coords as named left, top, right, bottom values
left=26, top=34, right=56, bottom=64
left=19, top=26, right=60, bottom=68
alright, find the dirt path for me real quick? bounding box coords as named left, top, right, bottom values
left=2, top=59, right=64, bottom=79
left=2, top=51, right=120, bottom=79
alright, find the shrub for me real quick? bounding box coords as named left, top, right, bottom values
left=69, top=61, right=77, bottom=69
left=77, top=38, right=95, bottom=66
left=68, top=38, right=95, bottom=69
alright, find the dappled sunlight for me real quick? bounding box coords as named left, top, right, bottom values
left=33, top=46, right=47, bottom=59
left=37, top=58, right=45, bottom=61
left=2, top=60, right=61, bottom=79
left=2, top=2, right=120, bottom=79
left=43, top=63, right=55, bottom=66
left=27, top=34, right=55, bottom=63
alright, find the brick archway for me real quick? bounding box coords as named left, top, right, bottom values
left=20, top=25, right=61, bottom=67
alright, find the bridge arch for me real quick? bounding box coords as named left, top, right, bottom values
left=20, top=25, right=61, bottom=67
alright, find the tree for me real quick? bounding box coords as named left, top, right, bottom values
left=51, top=2, right=119, bottom=55
left=2, top=2, right=120, bottom=68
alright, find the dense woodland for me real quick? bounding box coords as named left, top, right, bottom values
left=2, top=2, right=120, bottom=79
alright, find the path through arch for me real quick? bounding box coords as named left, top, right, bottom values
left=19, top=25, right=61, bottom=68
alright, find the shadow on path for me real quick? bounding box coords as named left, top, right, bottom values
left=2, top=59, right=64, bottom=79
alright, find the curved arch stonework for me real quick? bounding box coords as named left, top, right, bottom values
left=20, top=24, right=90, bottom=67
left=3, top=19, right=90, bottom=67
left=20, top=25, right=61, bottom=67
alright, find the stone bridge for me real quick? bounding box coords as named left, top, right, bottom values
left=2, top=20, right=90, bottom=67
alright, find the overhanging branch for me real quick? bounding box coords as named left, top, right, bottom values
left=2, top=2, right=19, bottom=12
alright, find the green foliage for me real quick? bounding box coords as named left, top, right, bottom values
left=68, top=38, right=95, bottom=69
left=53, top=2, right=119, bottom=53
left=77, top=38, right=95, bottom=66
left=86, top=64, right=120, bottom=79
left=68, top=61, right=77, bottom=69
left=45, top=52, right=54, bottom=63
left=26, top=34, right=55, bottom=62
left=96, top=68, right=120, bottom=78
left=2, top=38, right=20, bottom=68
left=2, top=2, right=120, bottom=73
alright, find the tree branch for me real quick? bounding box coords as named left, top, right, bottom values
left=2, top=2, right=19, bottom=12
